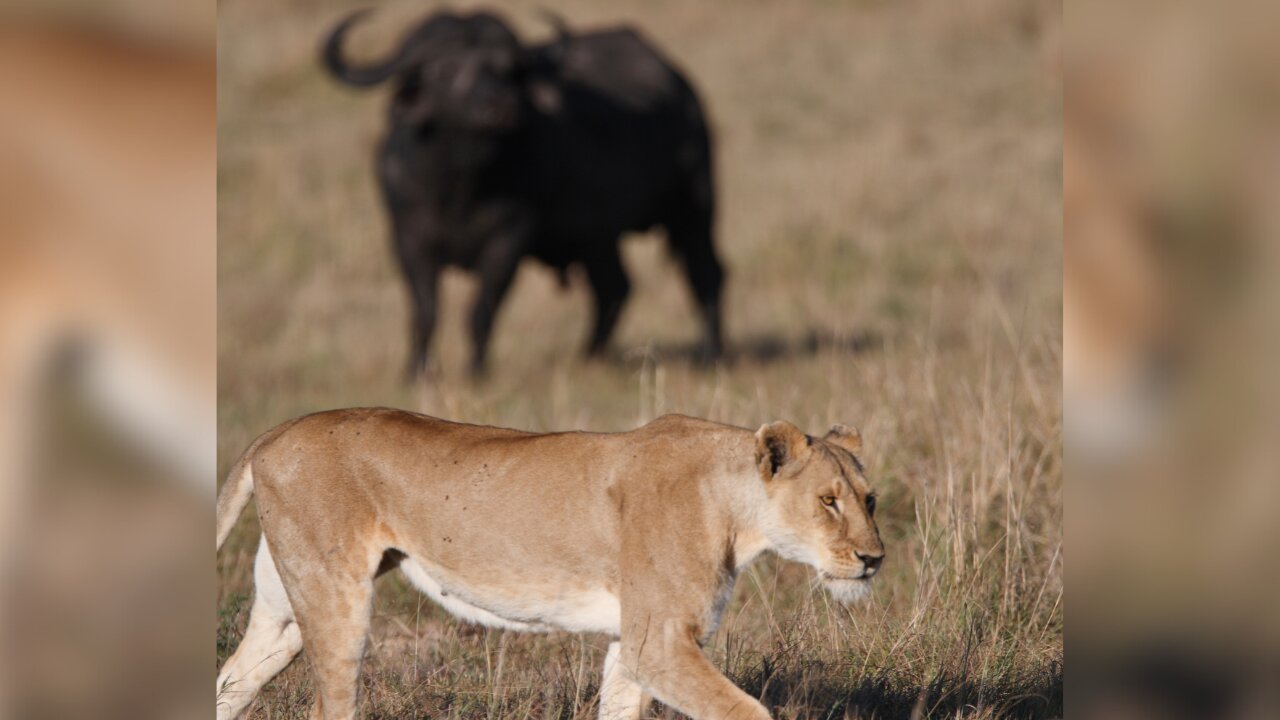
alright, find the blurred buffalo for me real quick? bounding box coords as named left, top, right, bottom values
left=322, top=9, right=724, bottom=377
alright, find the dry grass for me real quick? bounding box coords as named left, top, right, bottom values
left=217, top=0, right=1062, bottom=717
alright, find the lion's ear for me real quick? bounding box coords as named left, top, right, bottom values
left=755, top=421, right=811, bottom=480
left=824, top=424, right=862, bottom=455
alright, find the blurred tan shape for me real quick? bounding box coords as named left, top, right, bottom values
left=1063, top=91, right=1169, bottom=457
left=0, top=15, right=214, bottom=720
left=0, top=19, right=215, bottom=489
left=1068, top=1, right=1280, bottom=717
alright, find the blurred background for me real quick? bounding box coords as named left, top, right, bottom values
left=217, top=0, right=1061, bottom=718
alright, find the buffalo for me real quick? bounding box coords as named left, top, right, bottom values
left=322, top=9, right=724, bottom=377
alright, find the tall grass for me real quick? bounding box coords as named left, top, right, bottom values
left=217, top=0, right=1062, bottom=717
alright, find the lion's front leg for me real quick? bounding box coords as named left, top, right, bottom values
left=618, top=614, right=770, bottom=720
left=599, top=641, right=649, bottom=720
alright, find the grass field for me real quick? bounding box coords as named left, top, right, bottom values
left=217, top=0, right=1062, bottom=717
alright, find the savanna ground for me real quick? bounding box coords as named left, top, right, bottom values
left=217, top=0, right=1062, bottom=717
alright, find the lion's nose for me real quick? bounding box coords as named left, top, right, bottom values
left=856, top=551, right=884, bottom=576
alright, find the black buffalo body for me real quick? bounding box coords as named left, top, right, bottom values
left=323, top=10, right=725, bottom=376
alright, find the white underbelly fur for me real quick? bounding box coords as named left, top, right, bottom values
left=398, top=557, right=621, bottom=635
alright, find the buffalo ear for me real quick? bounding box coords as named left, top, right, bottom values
left=755, top=421, right=811, bottom=480
left=824, top=424, right=862, bottom=455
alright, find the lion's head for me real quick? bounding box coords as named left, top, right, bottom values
left=754, top=421, right=885, bottom=604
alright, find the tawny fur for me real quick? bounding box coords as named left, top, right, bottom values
left=0, top=23, right=216, bottom=495
left=216, top=410, right=885, bottom=720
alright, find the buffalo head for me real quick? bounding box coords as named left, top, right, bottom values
left=323, top=9, right=559, bottom=130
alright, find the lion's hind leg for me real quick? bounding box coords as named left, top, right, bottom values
left=274, top=539, right=382, bottom=720
left=217, top=537, right=303, bottom=720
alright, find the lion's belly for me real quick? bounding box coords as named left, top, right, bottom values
left=398, top=556, right=621, bottom=635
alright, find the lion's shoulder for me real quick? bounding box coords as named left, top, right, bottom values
left=640, top=413, right=740, bottom=434
left=624, top=414, right=754, bottom=469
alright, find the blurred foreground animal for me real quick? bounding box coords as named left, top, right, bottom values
left=1063, top=64, right=1174, bottom=458
left=323, top=10, right=724, bottom=377
left=0, top=22, right=215, bottom=492
left=216, top=410, right=882, bottom=719
left=0, top=19, right=214, bottom=719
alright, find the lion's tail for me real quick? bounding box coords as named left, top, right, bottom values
left=216, top=420, right=298, bottom=551
left=215, top=452, right=256, bottom=551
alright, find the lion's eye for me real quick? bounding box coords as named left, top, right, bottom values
left=820, top=495, right=837, bottom=508
left=866, top=495, right=877, bottom=515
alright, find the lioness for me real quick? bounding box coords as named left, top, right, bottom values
left=215, top=410, right=885, bottom=720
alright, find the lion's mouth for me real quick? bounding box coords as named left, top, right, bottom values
left=821, top=575, right=873, bottom=605
left=819, top=571, right=875, bottom=582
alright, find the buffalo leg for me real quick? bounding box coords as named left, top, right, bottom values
left=469, top=237, right=524, bottom=377
left=400, top=258, right=440, bottom=379
left=669, top=223, right=724, bottom=361
left=583, top=245, right=630, bottom=357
